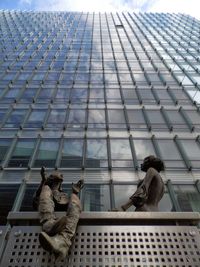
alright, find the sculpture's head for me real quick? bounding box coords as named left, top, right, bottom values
left=141, top=155, right=165, bottom=173
left=46, top=171, right=63, bottom=190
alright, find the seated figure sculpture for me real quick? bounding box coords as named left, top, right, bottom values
left=33, top=167, right=84, bottom=260
left=120, top=155, right=165, bottom=211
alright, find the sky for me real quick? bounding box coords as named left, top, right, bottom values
left=0, top=0, right=200, bottom=20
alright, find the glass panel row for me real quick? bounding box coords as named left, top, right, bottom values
left=1, top=137, right=200, bottom=169
left=0, top=107, right=199, bottom=131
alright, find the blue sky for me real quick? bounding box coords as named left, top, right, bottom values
left=0, top=0, right=200, bottom=20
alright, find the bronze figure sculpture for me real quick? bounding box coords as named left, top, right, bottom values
left=33, top=167, right=84, bottom=260
left=120, top=155, right=165, bottom=211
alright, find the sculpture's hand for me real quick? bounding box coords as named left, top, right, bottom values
left=40, top=166, right=47, bottom=182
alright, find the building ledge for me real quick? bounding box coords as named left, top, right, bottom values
left=8, top=211, right=200, bottom=226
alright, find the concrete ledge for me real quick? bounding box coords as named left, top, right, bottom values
left=8, top=211, right=200, bottom=226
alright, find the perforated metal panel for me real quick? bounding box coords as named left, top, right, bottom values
left=1, top=225, right=200, bottom=267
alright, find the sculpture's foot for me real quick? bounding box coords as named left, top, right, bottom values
left=72, top=179, right=84, bottom=194
left=121, top=205, right=127, bottom=211
left=43, top=216, right=68, bottom=236
left=39, top=231, right=69, bottom=260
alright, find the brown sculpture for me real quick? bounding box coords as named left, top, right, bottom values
left=33, top=167, right=84, bottom=260
left=120, top=155, right=165, bottom=211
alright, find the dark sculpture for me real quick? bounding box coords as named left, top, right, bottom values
left=33, top=167, right=84, bottom=260
left=120, top=155, right=165, bottom=211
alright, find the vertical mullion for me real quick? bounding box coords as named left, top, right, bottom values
left=12, top=179, right=26, bottom=212
left=160, top=106, right=173, bottom=132
left=179, top=107, right=194, bottom=132
left=110, top=179, right=115, bottom=210
left=1, top=136, right=18, bottom=169
left=174, top=135, right=191, bottom=170
left=107, top=134, right=112, bottom=170
left=151, top=135, right=162, bottom=159
left=55, top=136, right=64, bottom=169
left=129, top=135, right=139, bottom=170
left=28, top=136, right=41, bottom=169
left=142, top=107, right=151, bottom=131
left=167, top=180, right=181, bottom=211
left=82, top=134, right=87, bottom=170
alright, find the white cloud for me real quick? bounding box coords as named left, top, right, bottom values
left=19, top=0, right=32, bottom=5
left=17, top=0, right=200, bottom=20
left=33, top=0, right=155, bottom=12
left=149, top=0, right=200, bottom=19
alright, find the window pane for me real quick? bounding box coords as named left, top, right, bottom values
left=133, top=139, right=156, bottom=166
left=34, top=140, right=59, bottom=167
left=165, top=110, right=189, bottom=131
left=68, top=109, right=86, bottom=127
left=179, top=139, right=200, bottom=168
left=20, top=87, right=38, bottom=102
left=25, top=110, right=46, bottom=128
left=108, top=109, right=125, bottom=123
left=71, top=88, right=88, bottom=101
left=86, top=139, right=108, bottom=168
left=174, top=185, right=200, bottom=212
left=20, top=184, right=38, bottom=211
left=184, top=110, right=200, bottom=129
left=0, top=110, right=7, bottom=123
left=47, top=110, right=66, bottom=127
left=127, top=110, right=147, bottom=130
left=122, top=89, right=138, bottom=100
left=114, top=185, right=137, bottom=211
left=139, top=89, right=156, bottom=104
left=106, top=89, right=121, bottom=100
left=110, top=139, right=133, bottom=167
left=8, top=139, right=35, bottom=167
left=89, top=88, right=104, bottom=101
left=37, top=88, right=54, bottom=101
left=158, top=189, right=173, bottom=211
left=0, top=184, right=19, bottom=224
left=3, top=88, right=20, bottom=99
left=55, top=88, right=70, bottom=101
left=88, top=110, right=105, bottom=128
left=156, top=139, right=185, bottom=168
left=155, top=90, right=173, bottom=104
left=172, top=89, right=191, bottom=104
left=83, top=184, right=110, bottom=211
left=4, top=109, right=27, bottom=128
left=60, top=139, right=83, bottom=168
left=146, top=110, right=167, bottom=130
left=108, top=109, right=126, bottom=128
left=0, top=139, right=11, bottom=164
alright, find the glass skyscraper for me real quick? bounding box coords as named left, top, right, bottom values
left=0, top=10, right=200, bottom=230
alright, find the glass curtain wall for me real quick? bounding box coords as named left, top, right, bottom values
left=0, top=11, right=200, bottom=220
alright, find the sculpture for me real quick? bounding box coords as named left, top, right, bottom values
left=33, top=167, right=84, bottom=260
left=120, top=155, right=165, bottom=211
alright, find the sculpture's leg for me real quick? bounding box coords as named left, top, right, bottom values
left=65, top=193, right=82, bottom=239
left=121, top=199, right=133, bottom=211
left=39, top=185, right=68, bottom=235
left=39, top=185, right=56, bottom=229
left=39, top=193, right=81, bottom=260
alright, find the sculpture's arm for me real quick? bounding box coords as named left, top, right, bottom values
left=32, top=166, right=47, bottom=210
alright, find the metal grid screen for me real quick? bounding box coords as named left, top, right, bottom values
left=1, top=225, right=200, bottom=267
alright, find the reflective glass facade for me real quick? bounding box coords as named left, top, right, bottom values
left=0, top=11, right=200, bottom=223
